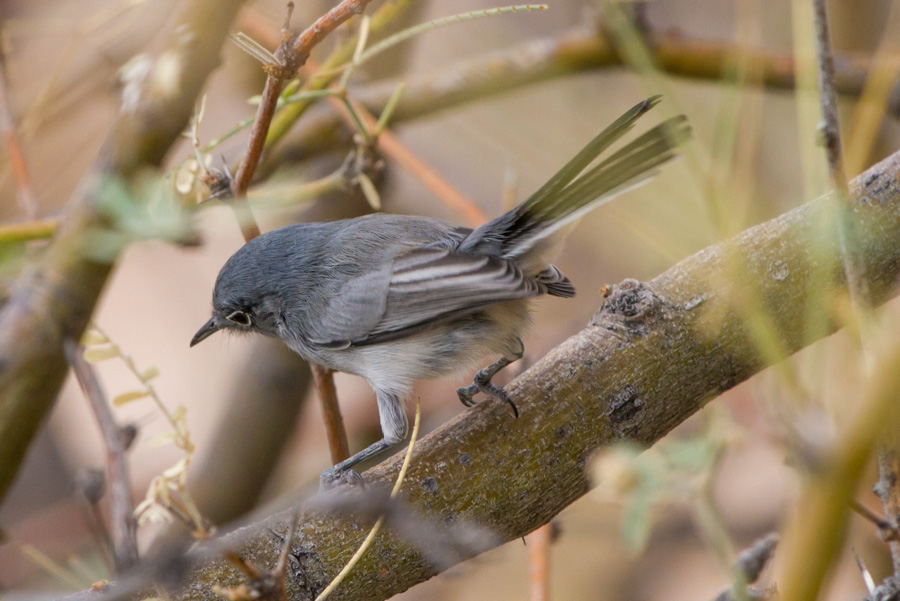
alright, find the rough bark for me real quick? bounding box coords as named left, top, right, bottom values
left=136, top=148, right=900, bottom=600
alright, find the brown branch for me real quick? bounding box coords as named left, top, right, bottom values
left=64, top=340, right=139, bottom=574
left=69, top=130, right=900, bottom=601
left=0, top=0, right=246, bottom=505
left=529, top=523, right=552, bottom=601
left=311, top=363, right=350, bottom=464
left=229, top=0, right=377, bottom=241
left=0, top=46, right=38, bottom=219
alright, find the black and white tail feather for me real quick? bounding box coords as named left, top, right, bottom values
left=460, top=95, right=690, bottom=261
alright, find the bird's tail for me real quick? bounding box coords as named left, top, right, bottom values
left=458, top=96, right=690, bottom=264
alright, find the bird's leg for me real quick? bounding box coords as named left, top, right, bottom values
left=319, top=439, right=396, bottom=489
left=320, top=389, right=408, bottom=489
left=457, top=337, right=524, bottom=418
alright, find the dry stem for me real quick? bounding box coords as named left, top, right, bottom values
left=311, top=363, right=350, bottom=464
left=64, top=340, right=139, bottom=574
left=529, top=523, right=552, bottom=601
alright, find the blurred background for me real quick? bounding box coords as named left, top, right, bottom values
left=0, top=0, right=899, bottom=599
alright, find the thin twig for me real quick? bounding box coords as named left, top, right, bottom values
left=64, top=340, right=139, bottom=574
left=310, top=363, right=350, bottom=464
left=711, top=533, right=779, bottom=601
left=0, top=217, right=57, bottom=244
left=529, top=523, right=552, bottom=601
left=229, top=0, right=377, bottom=241
left=325, top=90, right=488, bottom=227
left=0, top=45, right=38, bottom=219
left=812, top=0, right=870, bottom=311
left=242, top=9, right=490, bottom=227
left=851, top=499, right=899, bottom=539
left=875, top=451, right=900, bottom=571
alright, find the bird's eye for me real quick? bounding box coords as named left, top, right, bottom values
left=226, top=310, right=252, bottom=326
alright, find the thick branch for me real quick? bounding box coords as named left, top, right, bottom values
left=145, top=138, right=900, bottom=601
left=0, top=0, right=245, bottom=504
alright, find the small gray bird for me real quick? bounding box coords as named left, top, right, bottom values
left=192, top=97, right=689, bottom=486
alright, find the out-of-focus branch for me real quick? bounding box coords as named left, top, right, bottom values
left=270, top=28, right=895, bottom=166
left=0, top=217, right=57, bottom=244
left=812, top=0, right=869, bottom=312
left=189, top=339, right=314, bottom=526
left=65, top=340, right=139, bottom=574
left=75, top=137, right=900, bottom=601
left=0, top=0, right=246, bottom=505
left=4, top=28, right=892, bottom=243
left=711, top=534, right=778, bottom=601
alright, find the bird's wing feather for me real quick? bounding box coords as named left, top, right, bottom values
left=311, top=247, right=541, bottom=347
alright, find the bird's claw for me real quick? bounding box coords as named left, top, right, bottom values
left=456, top=376, right=519, bottom=418
left=319, top=467, right=365, bottom=491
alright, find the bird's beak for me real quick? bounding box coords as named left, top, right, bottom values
left=190, top=318, right=221, bottom=347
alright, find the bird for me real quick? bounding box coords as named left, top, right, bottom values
left=191, top=96, right=689, bottom=486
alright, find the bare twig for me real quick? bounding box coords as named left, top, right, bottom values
left=875, top=450, right=900, bottom=572
left=0, top=46, right=37, bottom=219
left=310, top=363, right=350, bottom=464
left=529, top=523, right=552, bottom=601
left=0, top=217, right=57, bottom=244
left=326, top=90, right=488, bottom=227
left=229, top=0, right=377, bottom=242
left=812, top=0, right=870, bottom=310
left=851, top=499, right=900, bottom=540
left=64, top=340, right=139, bottom=574
left=711, top=532, right=779, bottom=601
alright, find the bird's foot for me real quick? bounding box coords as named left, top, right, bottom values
left=319, top=466, right=365, bottom=491
left=456, top=372, right=519, bottom=418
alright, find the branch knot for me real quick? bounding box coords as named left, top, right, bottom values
left=590, top=278, right=668, bottom=337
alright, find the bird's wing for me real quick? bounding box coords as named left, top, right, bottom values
left=311, top=246, right=542, bottom=348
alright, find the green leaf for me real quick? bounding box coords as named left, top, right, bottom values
left=80, top=330, right=108, bottom=346
left=140, top=366, right=160, bottom=381
left=112, top=390, right=150, bottom=407
left=83, top=346, right=120, bottom=363
left=357, top=173, right=382, bottom=210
